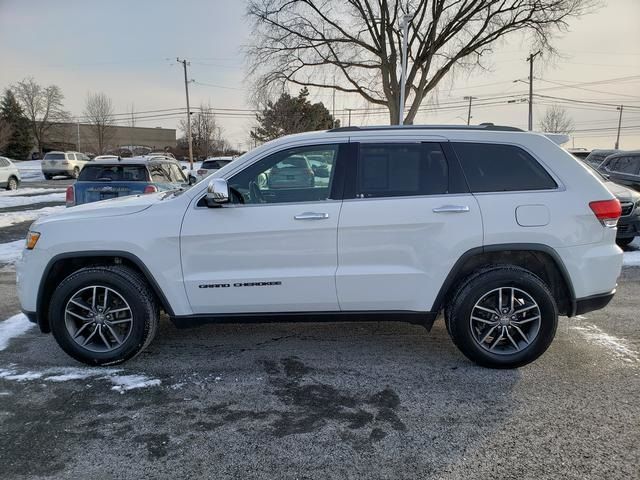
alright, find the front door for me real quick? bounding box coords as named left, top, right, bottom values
left=181, top=143, right=346, bottom=314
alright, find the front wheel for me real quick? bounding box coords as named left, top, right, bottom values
left=71, top=166, right=80, bottom=179
left=49, top=265, right=159, bottom=366
left=446, top=266, right=558, bottom=369
left=6, top=177, right=18, bottom=190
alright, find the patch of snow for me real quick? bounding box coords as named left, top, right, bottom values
left=0, top=187, right=66, bottom=197
left=0, top=241, right=24, bottom=265
left=623, top=238, right=640, bottom=266
left=109, top=374, right=161, bottom=393
left=571, top=320, right=639, bottom=364
left=15, top=160, right=45, bottom=182
left=0, top=206, right=65, bottom=228
left=0, top=313, right=34, bottom=351
left=0, top=192, right=65, bottom=208
left=0, top=369, right=44, bottom=381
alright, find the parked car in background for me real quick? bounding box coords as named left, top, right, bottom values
left=581, top=160, right=640, bottom=247
left=0, top=156, right=21, bottom=190
left=266, top=154, right=315, bottom=189
left=568, top=148, right=591, bottom=160
left=149, top=152, right=176, bottom=159
left=93, top=155, right=120, bottom=161
left=598, top=151, right=640, bottom=193
left=584, top=149, right=618, bottom=169
left=195, top=157, right=234, bottom=181
left=41, top=151, right=90, bottom=179
left=66, top=155, right=190, bottom=206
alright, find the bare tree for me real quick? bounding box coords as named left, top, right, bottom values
left=13, top=77, right=68, bottom=152
left=0, top=119, right=12, bottom=152
left=84, top=92, right=116, bottom=154
left=538, top=104, right=574, bottom=134
left=179, top=104, right=225, bottom=158
left=247, top=0, right=596, bottom=125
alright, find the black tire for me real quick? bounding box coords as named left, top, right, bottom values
left=49, top=265, right=159, bottom=366
left=616, top=237, right=634, bottom=248
left=446, top=266, right=558, bottom=369
left=43, top=173, right=52, bottom=180
left=6, top=176, right=18, bottom=190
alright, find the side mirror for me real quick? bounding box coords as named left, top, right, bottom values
left=188, top=175, right=197, bottom=185
left=206, top=178, right=229, bottom=207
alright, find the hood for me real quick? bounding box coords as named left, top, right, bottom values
left=604, top=181, right=640, bottom=202
left=33, top=192, right=163, bottom=227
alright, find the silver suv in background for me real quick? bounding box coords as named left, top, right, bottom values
left=41, top=151, right=90, bottom=179
left=0, top=156, right=21, bottom=190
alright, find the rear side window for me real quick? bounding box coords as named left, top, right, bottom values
left=67, top=153, right=76, bottom=161
left=0, top=157, right=8, bottom=167
left=357, top=143, right=448, bottom=198
left=453, top=143, right=557, bottom=192
left=78, top=165, right=149, bottom=181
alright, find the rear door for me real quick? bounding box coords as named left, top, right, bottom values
left=336, top=139, right=483, bottom=312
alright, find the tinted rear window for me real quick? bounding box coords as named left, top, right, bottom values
left=78, top=165, right=149, bottom=182
left=202, top=160, right=230, bottom=169
left=453, top=143, right=557, bottom=192
left=44, top=153, right=65, bottom=160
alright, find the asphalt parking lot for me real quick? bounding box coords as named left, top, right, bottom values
left=1, top=180, right=639, bottom=479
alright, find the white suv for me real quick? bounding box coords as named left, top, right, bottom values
left=41, top=151, right=90, bottom=179
left=16, top=125, right=623, bottom=368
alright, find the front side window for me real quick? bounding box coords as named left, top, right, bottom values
left=357, top=143, right=448, bottom=198
left=228, top=144, right=339, bottom=204
left=453, top=142, right=557, bottom=192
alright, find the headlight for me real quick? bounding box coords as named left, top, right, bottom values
left=25, top=231, right=40, bottom=250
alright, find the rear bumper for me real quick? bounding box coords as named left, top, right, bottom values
left=42, top=169, right=73, bottom=175
left=574, top=290, right=615, bottom=316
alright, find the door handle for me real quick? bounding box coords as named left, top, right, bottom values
left=432, top=205, right=470, bottom=213
left=294, top=212, right=330, bottom=220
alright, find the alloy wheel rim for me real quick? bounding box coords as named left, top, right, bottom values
left=469, top=287, right=541, bottom=355
left=64, top=285, right=134, bottom=353
left=9, top=179, right=17, bottom=190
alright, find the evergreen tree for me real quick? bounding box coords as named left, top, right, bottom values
left=0, top=89, right=32, bottom=159
left=251, top=88, right=336, bottom=143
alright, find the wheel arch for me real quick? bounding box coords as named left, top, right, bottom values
left=36, top=251, right=174, bottom=333
left=433, top=244, right=576, bottom=317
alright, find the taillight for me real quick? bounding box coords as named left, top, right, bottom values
left=197, top=169, right=207, bottom=175
left=144, top=185, right=158, bottom=194
left=65, top=185, right=75, bottom=207
left=589, top=199, right=621, bottom=227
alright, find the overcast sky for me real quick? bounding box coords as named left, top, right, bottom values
left=1, top=0, right=639, bottom=150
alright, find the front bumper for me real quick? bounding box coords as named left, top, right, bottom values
left=617, top=215, right=640, bottom=239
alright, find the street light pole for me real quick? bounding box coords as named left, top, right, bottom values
left=398, top=13, right=414, bottom=126
left=177, top=57, right=194, bottom=170
left=527, top=51, right=541, bottom=131
left=615, top=105, right=624, bottom=149
left=463, top=96, right=477, bottom=125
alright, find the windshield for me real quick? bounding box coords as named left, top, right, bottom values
left=78, top=165, right=149, bottom=181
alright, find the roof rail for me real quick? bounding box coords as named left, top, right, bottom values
left=328, top=124, right=523, bottom=133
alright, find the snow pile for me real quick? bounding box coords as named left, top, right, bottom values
left=0, top=240, right=24, bottom=265
left=110, top=374, right=162, bottom=393
left=0, top=313, right=34, bottom=351
left=0, top=192, right=65, bottom=208
left=623, top=237, right=640, bottom=266
left=571, top=320, right=639, bottom=364
left=0, top=205, right=65, bottom=228
left=15, top=160, right=45, bottom=182
left=0, top=187, right=66, bottom=197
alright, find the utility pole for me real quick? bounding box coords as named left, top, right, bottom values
left=76, top=119, right=80, bottom=151
left=398, top=13, right=414, bottom=125
left=527, top=51, right=541, bottom=131
left=615, top=105, right=624, bottom=149
left=346, top=108, right=353, bottom=127
left=463, top=96, right=477, bottom=125
left=332, top=76, right=336, bottom=128
left=177, top=57, right=194, bottom=170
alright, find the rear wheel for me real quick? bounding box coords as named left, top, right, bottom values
left=616, top=237, right=634, bottom=248
left=72, top=166, right=80, bottom=179
left=6, top=176, right=18, bottom=190
left=447, top=266, right=558, bottom=368
left=49, top=265, right=159, bottom=366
